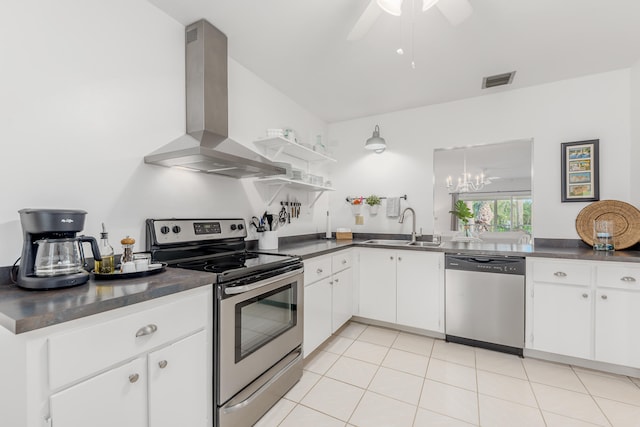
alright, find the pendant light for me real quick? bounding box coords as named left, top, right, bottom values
left=365, top=125, right=387, bottom=154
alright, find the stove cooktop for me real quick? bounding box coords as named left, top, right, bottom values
left=146, top=218, right=303, bottom=285
left=170, top=251, right=297, bottom=274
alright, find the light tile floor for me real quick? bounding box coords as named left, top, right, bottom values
left=255, top=322, right=640, bottom=427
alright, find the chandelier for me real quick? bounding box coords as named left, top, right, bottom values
left=446, top=156, right=488, bottom=193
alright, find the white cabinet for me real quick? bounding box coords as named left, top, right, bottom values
left=594, top=266, right=640, bottom=369
left=332, top=268, right=353, bottom=333
left=530, top=281, right=592, bottom=359
left=358, top=249, right=397, bottom=323
left=49, top=331, right=207, bottom=427
left=304, top=276, right=332, bottom=358
left=0, top=286, right=212, bottom=427
left=303, top=250, right=355, bottom=357
left=527, top=258, right=640, bottom=369
left=358, top=248, right=444, bottom=332
left=50, top=357, right=147, bottom=427
left=396, top=251, right=443, bottom=332
left=149, top=331, right=208, bottom=427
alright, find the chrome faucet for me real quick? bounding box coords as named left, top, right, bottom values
left=399, top=207, right=422, bottom=243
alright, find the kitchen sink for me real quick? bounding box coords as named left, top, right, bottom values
left=362, top=239, right=412, bottom=246
left=408, top=241, right=441, bottom=247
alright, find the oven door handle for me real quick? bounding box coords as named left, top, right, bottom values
left=223, top=268, right=302, bottom=295
left=221, top=348, right=303, bottom=414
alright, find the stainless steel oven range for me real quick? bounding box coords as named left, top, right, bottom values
left=146, top=218, right=303, bottom=427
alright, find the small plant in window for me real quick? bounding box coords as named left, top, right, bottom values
left=449, top=200, right=474, bottom=236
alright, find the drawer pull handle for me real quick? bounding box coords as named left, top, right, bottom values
left=158, top=360, right=168, bottom=369
left=129, top=373, right=140, bottom=383
left=334, top=278, right=339, bottom=283
left=554, top=271, right=567, bottom=277
left=398, top=257, right=402, bottom=261
left=316, top=268, right=323, bottom=274
left=135, top=324, right=158, bottom=337
left=342, top=259, right=347, bottom=264
left=601, top=295, right=608, bottom=300
left=621, top=276, right=636, bottom=282
left=390, top=256, right=394, bottom=260
left=581, top=293, right=589, bottom=299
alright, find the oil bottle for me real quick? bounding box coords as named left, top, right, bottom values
left=95, top=223, right=115, bottom=274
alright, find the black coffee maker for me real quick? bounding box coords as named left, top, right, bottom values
left=18, top=209, right=102, bottom=290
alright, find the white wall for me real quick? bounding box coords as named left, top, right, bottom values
left=631, top=60, right=640, bottom=207
left=0, top=0, right=327, bottom=266
left=328, top=70, right=632, bottom=240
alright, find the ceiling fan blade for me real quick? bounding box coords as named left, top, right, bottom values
left=347, top=0, right=382, bottom=41
left=436, top=0, right=472, bottom=26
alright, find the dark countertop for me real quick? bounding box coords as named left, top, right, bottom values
left=2, top=234, right=639, bottom=335
left=272, top=237, right=640, bottom=263
left=0, top=268, right=214, bottom=334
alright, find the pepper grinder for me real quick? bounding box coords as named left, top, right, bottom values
left=120, top=236, right=135, bottom=272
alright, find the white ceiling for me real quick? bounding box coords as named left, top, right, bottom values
left=148, top=0, right=640, bottom=123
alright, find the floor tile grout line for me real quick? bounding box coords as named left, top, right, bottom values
left=344, top=324, right=393, bottom=426
left=571, top=365, right=615, bottom=427
left=271, top=398, right=297, bottom=427
left=540, top=408, right=612, bottom=427
left=517, top=352, right=549, bottom=427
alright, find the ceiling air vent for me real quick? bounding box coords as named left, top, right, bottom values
left=482, top=71, right=516, bottom=89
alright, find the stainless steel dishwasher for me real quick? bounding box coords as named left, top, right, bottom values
left=445, top=254, right=525, bottom=356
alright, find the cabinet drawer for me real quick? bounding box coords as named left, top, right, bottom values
left=304, top=257, right=332, bottom=285
left=597, top=264, right=640, bottom=290
left=48, top=290, right=209, bottom=390
left=332, top=251, right=353, bottom=273
left=531, top=259, right=591, bottom=286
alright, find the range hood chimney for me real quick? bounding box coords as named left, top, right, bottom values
left=144, top=19, right=284, bottom=178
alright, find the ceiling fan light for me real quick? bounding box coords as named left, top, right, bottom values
left=377, top=0, right=403, bottom=16
left=422, top=0, right=439, bottom=11
left=365, top=125, right=387, bottom=153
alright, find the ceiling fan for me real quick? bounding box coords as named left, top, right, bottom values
left=347, top=0, right=473, bottom=41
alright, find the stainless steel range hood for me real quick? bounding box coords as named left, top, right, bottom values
left=144, top=19, right=284, bottom=178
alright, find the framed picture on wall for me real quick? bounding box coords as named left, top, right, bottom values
left=561, top=139, right=600, bottom=202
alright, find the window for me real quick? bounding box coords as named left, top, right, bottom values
left=454, top=192, right=532, bottom=233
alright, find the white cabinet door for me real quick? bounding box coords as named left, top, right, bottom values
left=332, top=268, right=353, bottom=333
left=532, top=283, right=591, bottom=359
left=358, top=249, right=396, bottom=323
left=396, top=251, right=443, bottom=332
left=50, top=357, right=147, bottom=427
left=595, top=289, right=640, bottom=368
left=148, top=330, right=208, bottom=427
left=304, top=278, right=332, bottom=357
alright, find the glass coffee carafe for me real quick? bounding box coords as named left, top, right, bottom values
left=34, top=236, right=97, bottom=276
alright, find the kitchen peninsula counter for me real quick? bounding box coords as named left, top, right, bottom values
left=0, top=268, right=214, bottom=334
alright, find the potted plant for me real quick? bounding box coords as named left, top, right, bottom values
left=449, top=200, right=475, bottom=237
left=365, top=195, right=381, bottom=215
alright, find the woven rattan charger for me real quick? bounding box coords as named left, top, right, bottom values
left=575, top=200, right=640, bottom=250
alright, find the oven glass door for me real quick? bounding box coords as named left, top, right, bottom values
left=235, top=282, right=297, bottom=362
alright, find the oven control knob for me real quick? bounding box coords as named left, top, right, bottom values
left=230, top=224, right=237, bottom=230
left=237, top=223, right=244, bottom=230
left=160, top=226, right=170, bottom=234
left=172, top=225, right=181, bottom=234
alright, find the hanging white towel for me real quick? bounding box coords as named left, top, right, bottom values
left=386, top=197, right=401, bottom=217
